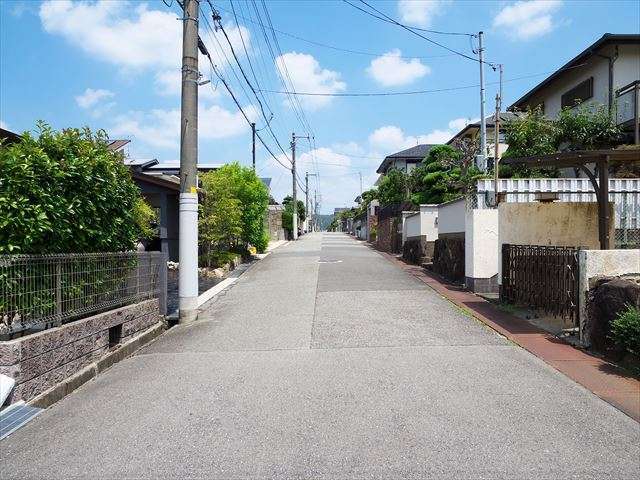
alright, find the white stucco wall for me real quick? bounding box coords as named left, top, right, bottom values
left=404, top=212, right=421, bottom=239
left=419, top=204, right=439, bottom=240
left=437, top=198, right=465, bottom=235
left=578, top=249, right=640, bottom=345
left=465, top=209, right=499, bottom=279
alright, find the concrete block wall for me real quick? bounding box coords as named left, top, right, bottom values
left=0, top=299, right=161, bottom=404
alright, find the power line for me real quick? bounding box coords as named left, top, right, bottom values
left=259, top=0, right=314, bottom=135
left=344, top=0, right=486, bottom=65
left=209, top=2, right=457, bottom=60
left=345, top=0, right=473, bottom=37
left=206, top=57, right=292, bottom=171
left=258, top=63, right=590, bottom=97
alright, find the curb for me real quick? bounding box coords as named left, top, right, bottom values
left=28, top=322, right=165, bottom=410
left=196, top=240, right=289, bottom=308
left=373, top=246, right=640, bottom=422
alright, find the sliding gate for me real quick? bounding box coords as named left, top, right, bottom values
left=501, top=244, right=580, bottom=325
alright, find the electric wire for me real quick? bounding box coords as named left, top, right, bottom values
left=258, top=63, right=590, bottom=97
left=210, top=2, right=457, bottom=60
left=344, top=0, right=486, bottom=65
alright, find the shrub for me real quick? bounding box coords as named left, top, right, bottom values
left=609, top=305, right=640, bottom=356
left=199, top=163, right=269, bottom=254
left=0, top=122, right=150, bottom=254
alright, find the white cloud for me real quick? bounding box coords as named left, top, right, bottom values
left=493, top=1, right=563, bottom=40
left=154, top=69, right=221, bottom=102
left=75, top=88, right=114, bottom=109
left=40, top=1, right=180, bottom=70
left=110, top=104, right=256, bottom=150
left=367, top=49, right=430, bottom=87
left=368, top=118, right=479, bottom=152
left=275, top=52, right=346, bottom=110
left=40, top=1, right=250, bottom=74
left=397, top=0, right=447, bottom=27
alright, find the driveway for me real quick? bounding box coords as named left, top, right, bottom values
left=1, top=233, right=638, bottom=479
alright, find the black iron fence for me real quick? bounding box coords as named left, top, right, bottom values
left=501, top=244, right=580, bottom=325
left=0, top=252, right=167, bottom=338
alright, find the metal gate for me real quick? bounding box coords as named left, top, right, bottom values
left=501, top=244, right=580, bottom=325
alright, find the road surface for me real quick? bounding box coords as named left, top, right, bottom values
left=2, top=233, right=638, bottom=479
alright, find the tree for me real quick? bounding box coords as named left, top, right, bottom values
left=377, top=169, right=407, bottom=206
left=0, top=122, right=152, bottom=254
left=281, top=195, right=306, bottom=234
left=199, top=163, right=269, bottom=254
left=407, top=144, right=482, bottom=205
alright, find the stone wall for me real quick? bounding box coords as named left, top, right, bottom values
left=578, top=249, right=640, bottom=346
left=0, top=299, right=161, bottom=404
left=376, top=216, right=394, bottom=252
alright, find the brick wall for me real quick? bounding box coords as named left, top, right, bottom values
left=377, top=217, right=394, bottom=252
left=0, top=299, right=161, bottom=404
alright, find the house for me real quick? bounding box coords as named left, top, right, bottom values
left=509, top=33, right=639, bottom=129
left=0, top=127, right=21, bottom=144
left=445, top=112, right=526, bottom=170
left=375, top=144, right=437, bottom=183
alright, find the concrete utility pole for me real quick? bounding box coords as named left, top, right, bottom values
left=251, top=122, right=256, bottom=171
left=493, top=92, right=502, bottom=200
left=290, top=133, right=310, bottom=240
left=291, top=133, right=298, bottom=240
left=305, top=172, right=309, bottom=233
left=178, top=0, right=199, bottom=324
left=478, top=31, right=487, bottom=171
left=305, top=172, right=317, bottom=233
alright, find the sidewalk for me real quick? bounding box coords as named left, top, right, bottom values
left=377, top=249, right=640, bottom=422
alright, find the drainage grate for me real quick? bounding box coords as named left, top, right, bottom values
left=0, top=403, right=43, bottom=440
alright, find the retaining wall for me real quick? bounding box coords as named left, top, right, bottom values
left=0, top=299, right=161, bottom=404
left=578, top=249, right=640, bottom=345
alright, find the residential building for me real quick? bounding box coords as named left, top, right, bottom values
left=509, top=33, right=639, bottom=129
left=445, top=112, right=526, bottom=170
left=375, top=144, right=437, bottom=184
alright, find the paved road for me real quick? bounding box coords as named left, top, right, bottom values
left=2, top=233, right=639, bottom=479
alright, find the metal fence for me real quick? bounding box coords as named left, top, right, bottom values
left=472, top=178, right=640, bottom=248
left=0, top=252, right=167, bottom=337
left=501, top=244, right=580, bottom=326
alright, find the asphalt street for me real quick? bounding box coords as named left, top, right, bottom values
left=1, top=233, right=639, bottom=479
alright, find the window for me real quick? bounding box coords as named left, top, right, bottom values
left=561, top=77, right=593, bottom=109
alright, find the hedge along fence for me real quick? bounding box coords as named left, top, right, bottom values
left=0, top=252, right=166, bottom=339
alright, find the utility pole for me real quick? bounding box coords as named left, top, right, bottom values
left=359, top=172, right=363, bottom=196
left=178, top=0, right=199, bottom=324
left=291, top=133, right=298, bottom=240
left=290, top=133, right=310, bottom=240
left=314, top=189, right=318, bottom=231
left=251, top=122, right=256, bottom=171
left=305, top=172, right=317, bottom=233
left=478, top=31, right=487, bottom=172
left=493, top=92, right=501, bottom=201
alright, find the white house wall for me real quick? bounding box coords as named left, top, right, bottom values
left=437, top=198, right=465, bottom=235
left=465, top=209, right=499, bottom=291
left=521, top=44, right=639, bottom=118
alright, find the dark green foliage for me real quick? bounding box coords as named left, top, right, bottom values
left=0, top=122, right=151, bottom=254
left=378, top=169, right=407, bottom=205
left=502, top=103, right=623, bottom=177
left=408, top=144, right=483, bottom=205
left=282, top=196, right=306, bottom=234
left=609, top=305, right=640, bottom=356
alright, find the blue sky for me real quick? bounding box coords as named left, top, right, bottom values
left=1, top=0, right=639, bottom=212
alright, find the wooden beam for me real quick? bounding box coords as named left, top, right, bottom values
left=598, top=156, right=611, bottom=249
